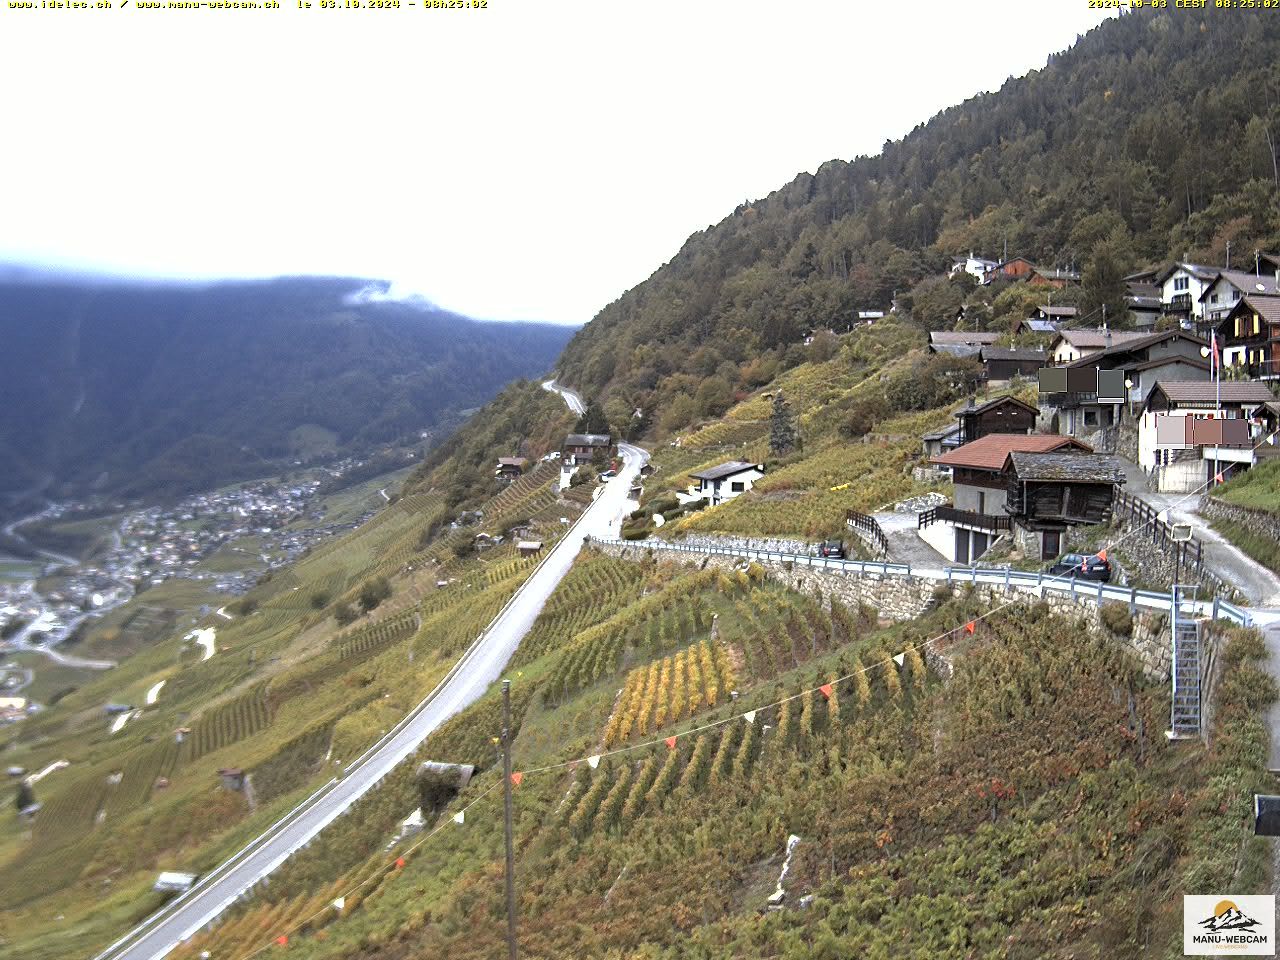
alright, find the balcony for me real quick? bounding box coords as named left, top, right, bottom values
left=918, top=504, right=1012, bottom=533
left=1165, top=293, right=1193, bottom=313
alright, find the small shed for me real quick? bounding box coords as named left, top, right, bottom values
left=495, top=457, right=527, bottom=480
left=517, top=541, right=543, bottom=557
left=1003, top=452, right=1125, bottom=528
left=217, top=768, right=246, bottom=792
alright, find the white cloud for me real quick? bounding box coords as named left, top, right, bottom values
left=0, top=1, right=1115, bottom=324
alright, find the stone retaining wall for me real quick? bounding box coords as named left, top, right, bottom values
left=592, top=541, right=1178, bottom=683
left=1201, top=497, right=1280, bottom=544
left=660, top=533, right=815, bottom=556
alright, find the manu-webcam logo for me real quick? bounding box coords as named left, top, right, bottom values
left=1184, top=895, right=1275, bottom=956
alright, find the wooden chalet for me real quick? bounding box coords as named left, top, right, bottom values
left=1004, top=451, right=1125, bottom=558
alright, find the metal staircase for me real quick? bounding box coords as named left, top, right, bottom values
left=1170, top=618, right=1202, bottom=739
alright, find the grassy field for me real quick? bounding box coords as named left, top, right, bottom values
left=1212, top=458, right=1280, bottom=514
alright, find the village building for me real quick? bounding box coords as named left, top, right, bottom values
left=1214, top=293, right=1280, bottom=379
left=1003, top=451, right=1126, bottom=560
left=1047, top=328, right=1149, bottom=365
left=1042, top=330, right=1211, bottom=443
left=979, top=346, right=1044, bottom=381
left=1011, top=317, right=1059, bottom=337
left=927, top=330, right=1000, bottom=357
left=1197, top=269, right=1280, bottom=330
left=1156, top=261, right=1219, bottom=325
left=1124, top=281, right=1164, bottom=328
left=494, top=457, right=527, bottom=481
left=1137, top=380, right=1279, bottom=491
left=562, top=433, right=613, bottom=465
left=922, top=433, right=1103, bottom=563
left=949, top=253, right=999, bottom=283
left=689, top=461, right=765, bottom=506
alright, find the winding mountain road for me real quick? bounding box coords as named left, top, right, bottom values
left=94, top=386, right=648, bottom=960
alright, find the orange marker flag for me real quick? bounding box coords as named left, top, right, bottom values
left=818, top=683, right=833, bottom=700
left=664, top=736, right=677, bottom=750
left=964, top=621, right=976, bottom=634
left=1096, top=549, right=1107, bottom=562
left=1215, top=472, right=1225, bottom=484
left=395, top=856, right=405, bottom=869
left=510, top=771, right=523, bottom=787
left=276, top=935, right=289, bottom=946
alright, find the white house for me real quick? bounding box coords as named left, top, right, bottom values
left=1137, top=380, right=1277, bottom=492
left=1047, top=329, right=1148, bottom=365
left=1156, top=262, right=1219, bottom=323
left=689, top=461, right=765, bottom=506
left=949, top=253, right=998, bottom=284
left=1198, top=269, right=1280, bottom=328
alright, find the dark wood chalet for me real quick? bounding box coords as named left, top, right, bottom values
left=954, top=395, right=1039, bottom=446
left=1005, top=451, right=1124, bottom=528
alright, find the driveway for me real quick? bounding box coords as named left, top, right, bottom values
left=871, top=511, right=950, bottom=567
left=1116, top=458, right=1280, bottom=607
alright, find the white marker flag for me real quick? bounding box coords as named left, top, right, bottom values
left=744, top=710, right=757, bottom=724
left=333, top=897, right=345, bottom=912
left=893, top=652, right=906, bottom=667
left=587, top=755, right=601, bottom=769
left=453, top=810, right=465, bottom=825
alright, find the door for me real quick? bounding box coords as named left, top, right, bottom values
left=955, top=528, right=969, bottom=564
left=1041, top=530, right=1061, bottom=561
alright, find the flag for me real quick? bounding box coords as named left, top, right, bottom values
left=395, top=856, right=405, bottom=869
left=818, top=683, right=833, bottom=700
left=743, top=710, right=756, bottom=724
left=587, top=755, right=601, bottom=769
left=1211, top=330, right=1220, bottom=373
left=1096, top=549, right=1107, bottom=562
left=1215, top=472, right=1225, bottom=484
left=664, top=736, right=677, bottom=750
left=892, top=652, right=905, bottom=667
left=510, top=771, right=523, bottom=787
left=332, top=896, right=345, bottom=912
left=276, top=935, right=289, bottom=946
left=964, top=621, right=976, bottom=634
left=453, top=810, right=465, bottom=825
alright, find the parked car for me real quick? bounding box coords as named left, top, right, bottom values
left=1047, top=552, right=1111, bottom=582
left=817, top=540, right=846, bottom=559
left=598, top=469, right=617, bottom=480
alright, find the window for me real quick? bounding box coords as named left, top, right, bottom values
left=1174, top=276, right=1189, bottom=291
left=730, top=481, right=745, bottom=493
left=1254, top=314, right=1262, bottom=335
left=1234, top=289, right=1242, bottom=301
left=1084, top=411, right=1098, bottom=426
left=1211, top=293, right=1219, bottom=304
left=977, top=491, right=986, bottom=514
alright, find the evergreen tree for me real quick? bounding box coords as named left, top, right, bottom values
left=1080, top=232, right=1134, bottom=329
left=769, top=393, right=799, bottom=457
left=576, top=398, right=610, bottom=435
left=14, top=781, right=33, bottom=815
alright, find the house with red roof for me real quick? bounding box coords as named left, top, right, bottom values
left=921, top=433, right=1123, bottom=563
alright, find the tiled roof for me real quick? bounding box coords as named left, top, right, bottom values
left=1055, top=329, right=1149, bottom=349
left=960, top=394, right=1041, bottom=417
left=565, top=433, right=611, bottom=446
left=1064, top=329, right=1206, bottom=367
left=1199, top=270, right=1280, bottom=299
left=1038, top=305, right=1078, bottom=317
left=930, top=433, right=1090, bottom=471
left=1150, top=381, right=1276, bottom=404
left=1224, top=294, right=1280, bottom=326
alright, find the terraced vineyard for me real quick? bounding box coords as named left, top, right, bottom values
left=602, top=638, right=734, bottom=747
left=183, top=685, right=273, bottom=762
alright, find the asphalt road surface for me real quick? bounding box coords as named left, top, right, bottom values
left=95, top=409, right=647, bottom=960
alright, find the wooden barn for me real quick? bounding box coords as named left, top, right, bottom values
left=1003, top=451, right=1125, bottom=558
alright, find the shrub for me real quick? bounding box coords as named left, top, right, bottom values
left=358, top=576, right=392, bottom=612
left=308, top=591, right=330, bottom=610
left=1098, top=602, right=1133, bottom=637
left=334, top=603, right=359, bottom=627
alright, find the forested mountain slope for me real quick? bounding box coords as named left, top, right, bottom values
left=0, top=275, right=573, bottom=504
left=558, top=12, right=1280, bottom=431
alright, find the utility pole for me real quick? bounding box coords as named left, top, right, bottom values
left=501, top=679, right=518, bottom=960
left=1226, top=239, right=1231, bottom=270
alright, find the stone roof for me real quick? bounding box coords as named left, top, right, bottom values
left=1007, top=451, right=1126, bottom=484
left=564, top=433, right=611, bottom=446
left=929, top=331, right=1001, bottom=345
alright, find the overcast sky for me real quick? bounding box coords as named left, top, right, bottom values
left=0, top=2, right=1116, bottom=325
